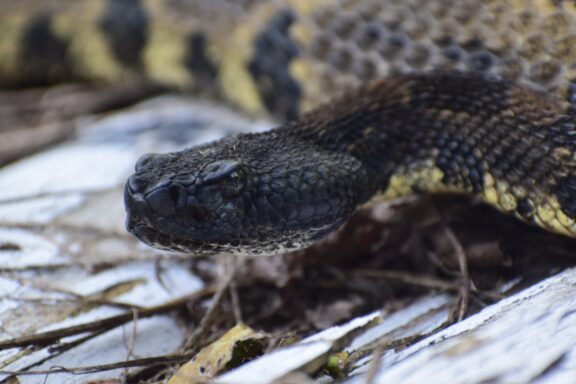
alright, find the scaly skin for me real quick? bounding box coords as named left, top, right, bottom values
left=125, top=72, right=576, bottom=255
left=3, top=0, right=576, bottom=118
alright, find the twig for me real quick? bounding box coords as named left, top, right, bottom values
left=47, top=328, right=109, bottom=355
left=363, top=344, right=384, bottom=384
left=2, top=295, right=144, bottom=311
left=228, top=256, right=244, bottom=324
left=351, top=269, right=459, bottom=291
left=14, top=329, right=113, bottom=375
left=0, top=286, right=217, bottom=351
left=0, top=354, right=194, bottom=376
left=154, top=257, right=171, bottom=293
left=443, top=226, right=470, bottom=321
left=123, top=307, right=139, bottom=362
left=183, top=260, right=240, bottom=351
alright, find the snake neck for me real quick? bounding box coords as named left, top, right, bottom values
left=125, top=71, right=576, bottom=253
left=280, top=72, right=573, bottom=201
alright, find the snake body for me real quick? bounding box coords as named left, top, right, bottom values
left=3, top=1, right=576, bottom=253
left=4, top=0, right=576, bottom=118
left=124, top=72, right=576, bottom=255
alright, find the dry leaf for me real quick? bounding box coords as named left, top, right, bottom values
left=168, top=323, right=268, bottom=384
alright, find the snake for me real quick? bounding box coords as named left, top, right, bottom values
left=3, top=0, right=576, bottom=254
left=124, top=71, right=576, bottom=255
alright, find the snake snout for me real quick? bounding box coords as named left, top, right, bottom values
left=125, top=175, right=188, bottom=221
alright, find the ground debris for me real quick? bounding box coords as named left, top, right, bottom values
left=168, top=323, right=269, bottom=383
left=0, top=92, right=574, bottom=383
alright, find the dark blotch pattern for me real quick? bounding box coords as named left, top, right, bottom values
left=184, top=32, right=219, bottom=93
left=18, top=13, right=73, bottom=86
left=434, top=134, right=485, bottom=193
left=554, top=175, right=576, bottom=219
left=248, top=9, right=301, bottom=120
left=516, top=197, right=534, bottom=218
left=99, top=0, right=148, bottom=71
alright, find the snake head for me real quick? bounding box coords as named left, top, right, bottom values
left=124, top=133, right=371, bottom=256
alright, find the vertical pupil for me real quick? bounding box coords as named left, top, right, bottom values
left=231, top=174, right=238, bottom=189
left=222, top=171, right=243, bottom=196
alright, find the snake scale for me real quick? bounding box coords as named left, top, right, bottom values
left=3, top=0, right=576, bottom=254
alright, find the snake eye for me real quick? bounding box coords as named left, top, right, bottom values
left=220, top=169, right=246, bottom=198
left=201, top=160, right=246, bottom=197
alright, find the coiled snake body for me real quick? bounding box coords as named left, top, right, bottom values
left=2, top=1, right=576, bottom=254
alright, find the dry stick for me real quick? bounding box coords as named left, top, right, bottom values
left=123, top=307, right=140, bottom=376
left=45, top=328, right=110, bottom=355
left=154, top=257, right=172, bottom=293
left=363, top=344, right=384, bottom=384
left=432, top=201, right=471, bottom=322
left=183, top=261, right=239, bottom=350
left=0, top=286, right=217, bottom=351
left=229, top=279, right=243, bottom=324
left=0, top=354, right=195, bottom=376
left=3, top=295, right=145, bottom=311
left=1, top=328, right=186, bottom=378
left=352, top=269, right=459, bottom=291
left=228, top=256, right=244, bottom=324
left=443, top=226, right=470, bottom=321
left=10, top=329, right=113, bottom=377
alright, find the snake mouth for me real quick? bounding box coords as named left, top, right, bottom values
left=127, top=220, right=288, bottom=257
left=128, top=222, right=201, bottom=253
left=124, top=180, right=177, bottom=250
left=124, top=187, right=219, bottom=254
left=124, top=180, right=152, bottom=233
left=124, top=182, right=181, bottom=250
left=125, top=181, right=323, bottom=256
left=128, top=223, right=230, bottom=255
left=125, top=181, right=247, bottom=255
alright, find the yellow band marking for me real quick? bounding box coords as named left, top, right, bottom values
left=0, top=13, right=27, bottom=77
left=379, top=161, right=463, bottom=201
left=289, top=0, right=336, bottom=113
left=542, top=196, right=576, bottom=235
left=142, top=0, right=190, bottom=87
left=52, top=1, right=124, bottom=82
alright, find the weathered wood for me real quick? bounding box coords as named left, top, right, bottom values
left=219, top=270, right=576, bottom=383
